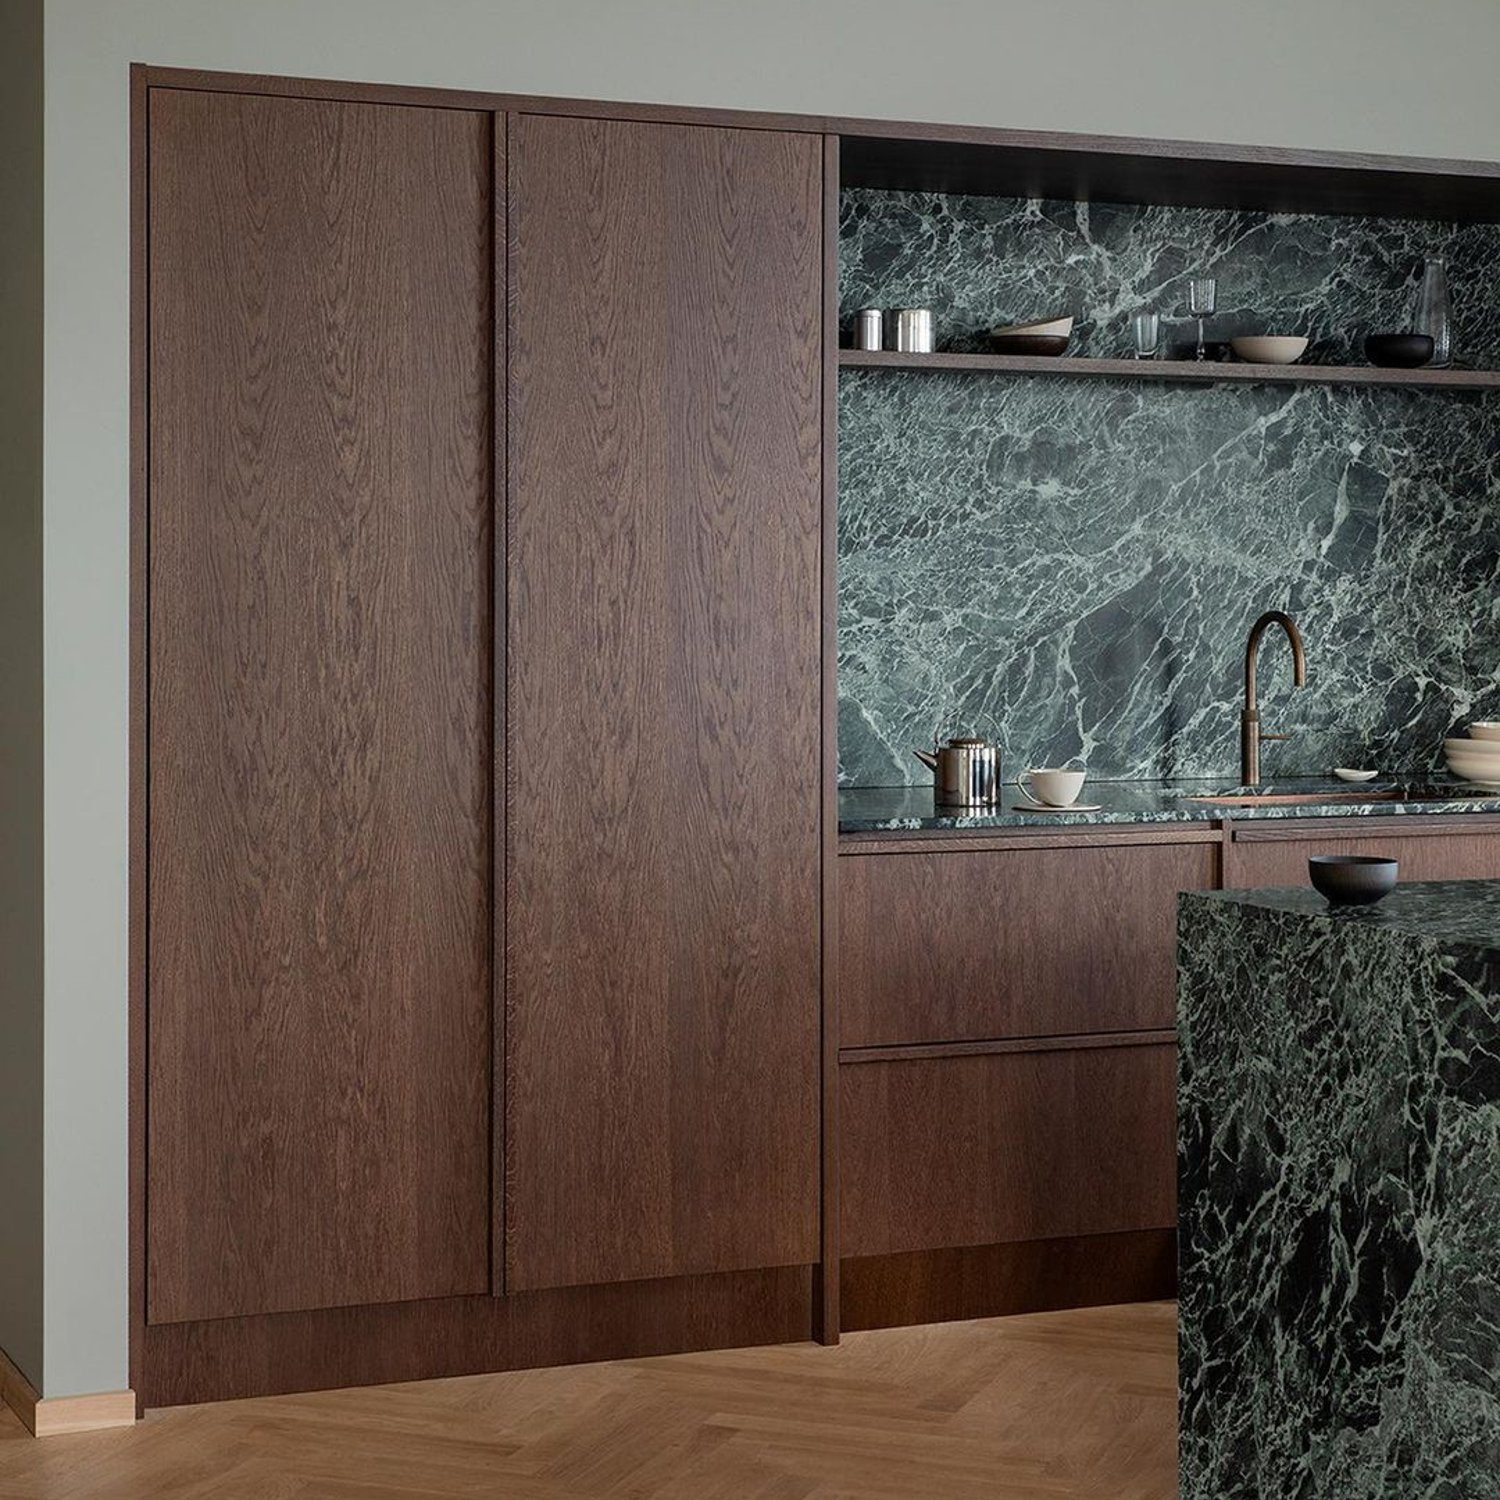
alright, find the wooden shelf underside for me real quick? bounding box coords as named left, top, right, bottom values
left=838, top=349, right=1500, bottom=390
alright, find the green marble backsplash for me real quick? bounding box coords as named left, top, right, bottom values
left=837, top=189, right=1500, bottom=785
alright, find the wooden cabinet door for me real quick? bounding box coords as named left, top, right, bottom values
left=1226, top=820, right=1500, bottom=886
left=840, top=838, right=1217, bottom=1047
left=507, top=115, right=823, bottom=1291
left=147, top=90, right=493, bottom=1323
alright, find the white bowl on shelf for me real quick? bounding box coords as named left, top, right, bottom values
left=1444, top=736, right=1500, bottom=758
left=1444, top=747, right=1500, bottom=787
left=1332, top=767, right=1379, bottom=782
left=1469, top=722, right=1500, bottom=741
left=1230, top=335, right=1309, bottom=365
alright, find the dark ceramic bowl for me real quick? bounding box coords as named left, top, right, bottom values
left=1308, top=854, right=1399, bottom=905
left=1364, top=333, right=1434, bottom=369
left=989, top=333, right=1070, bottom=357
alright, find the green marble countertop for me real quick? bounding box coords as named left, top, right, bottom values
left=1188, top=879, right=1500, bottom=954
left=838, top=775, right=1500, bottom=834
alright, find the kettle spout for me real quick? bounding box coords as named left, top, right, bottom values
left=912, top=748, right=938, bottom=771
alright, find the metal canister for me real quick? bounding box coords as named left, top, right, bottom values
left=853, top=308, right=883, bottom=350
left=892, top=308, right=935, bottom=353
left=913, top=736, right=1002, bottom=806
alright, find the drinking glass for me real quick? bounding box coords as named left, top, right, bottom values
left=1131, top=310, right=1160, bottom=359
left=1188, top=276, right=1217, bottom=361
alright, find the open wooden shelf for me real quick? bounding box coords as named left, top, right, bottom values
left=838, top=349, right=1500, bottom=390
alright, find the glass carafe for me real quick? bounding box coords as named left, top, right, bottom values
left=1413, top=255, right=1452, bottom=367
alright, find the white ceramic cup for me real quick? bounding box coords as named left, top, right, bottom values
left=1017, top=766, right=1087, bottom=807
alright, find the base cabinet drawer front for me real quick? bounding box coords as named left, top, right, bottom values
left=839, top=842, right=1216, bottom=1047
left=840, top=1045, right=1177, bottom=1258
left=1227, top=823, right=1500, bottom=886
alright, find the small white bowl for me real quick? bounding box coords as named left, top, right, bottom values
left=992, top=314, right=1074, bottom=339
left=1469, top=722, right=1500, bottom=741
left=1230, top=335, right=1309, bottom=365
left=1332, top=768, right=1379, bottom=782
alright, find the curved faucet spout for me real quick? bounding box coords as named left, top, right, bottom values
left=1241, top=611, right=1307, bottom=784
left=1244, top=610, right=1307, bottom=710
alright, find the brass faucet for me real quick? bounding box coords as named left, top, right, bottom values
left=1241, top=610, right=1307, bottom=786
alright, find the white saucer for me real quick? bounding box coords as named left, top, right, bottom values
left=1012, top=798, right=1103, bottom=813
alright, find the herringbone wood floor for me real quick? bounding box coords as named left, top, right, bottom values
left=0, top=1302, right=1177, bottom=1499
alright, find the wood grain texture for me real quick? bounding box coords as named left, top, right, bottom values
left=840, top=822, right=1223, bottom=855
left=1225, top=821, right=1500, bottom=885
left=842, top=1028, right=1177, bottom=1066
left=146, top=88, right=493, bottom=1323
left=136, top=64, right=1500, bottom=224
left=2, top=1303, right=1178, bottom=1499
left=491, top=109, right=509, bottom=1299
left=840, top=1046, right=1178, bottom=1258
left=1229, top=813, right=1500, bottom=842
left=139, top=1268, right=811, bottom=1408
left=840, top=842, right=1216, bottom=1047
left=841, top=1231, right=1177, bottom=1332
left=507, top=114, right=823, bottom=1291
left=0, top=1346, right=39, bottom=1436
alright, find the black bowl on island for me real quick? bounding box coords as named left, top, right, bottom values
left=1308, top=854, right=1399, bottom=905
left=1364, top=333, right=1434, bottom=369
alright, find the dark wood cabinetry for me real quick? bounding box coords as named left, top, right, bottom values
left=836, top=832, right=1194, bottom=1326
left=1225, top=817, right=1500, bottom=886
left=137, top=76, right=827, bottom=1401
left=145, top=88, right=494, bottom=1325
left=841, top=1040, right=1177, bottom=1257
left=130, top=63, right=1500, bottom=1410
left=506, top=114, right=824, bottom=1292
left=840, top=835, right=1216, bottom=1047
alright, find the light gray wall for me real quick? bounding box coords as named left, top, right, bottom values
left=1, top=0, right=46, bottom=1395
left=39, top=0, right=1500, bottom=1396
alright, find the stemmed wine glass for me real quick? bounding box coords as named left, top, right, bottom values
left=1189, top=276, right=1217, bottom=361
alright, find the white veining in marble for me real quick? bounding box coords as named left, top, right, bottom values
left=838, top=190, right=1500, bottom=786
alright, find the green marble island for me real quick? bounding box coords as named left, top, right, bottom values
left=1178, top=882, right=1500, bottom=1499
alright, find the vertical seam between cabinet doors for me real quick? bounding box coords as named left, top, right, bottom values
left=497, top=110, right=516, bottom=1297
left=498, top=108, right=516, bottom=1302
left=816, top=132, right=841, bottom=1345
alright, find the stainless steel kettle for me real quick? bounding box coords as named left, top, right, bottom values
left=913, top=736, right=1002, bottom=806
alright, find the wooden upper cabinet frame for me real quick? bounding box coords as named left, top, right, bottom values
left=130, top=64, right=1500, bottom=221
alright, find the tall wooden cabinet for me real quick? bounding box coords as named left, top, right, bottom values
left=146, top=88, right=495, bottom=1325
left=137, top=74, right=826, bottom=1401
left=506, top=115, right=824, bottom=1291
